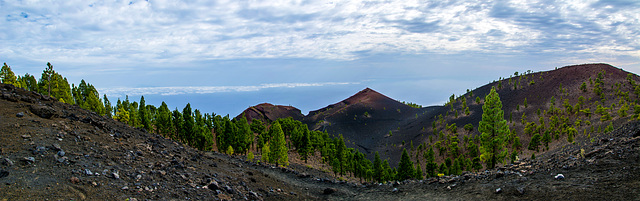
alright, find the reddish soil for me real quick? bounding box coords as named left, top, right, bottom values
left=236, top=103, right=304, bottom=123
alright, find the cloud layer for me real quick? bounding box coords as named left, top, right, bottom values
left=2, top=0, right=638, bottom=65
left=99, top=82, right=359, bottom=97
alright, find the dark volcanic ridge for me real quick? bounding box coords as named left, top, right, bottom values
left=236, top=103, right=304, bottom=123
left=237, top=63, right=640, bottom=167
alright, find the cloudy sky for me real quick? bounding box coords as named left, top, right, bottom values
left=2, top=0, right=640, bottom=115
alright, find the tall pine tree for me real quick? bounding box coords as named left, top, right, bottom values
left=268, top=122, right=288, bottom=167
left=373, top=152, right=383, bottom=182
left=424, top=146, right=437, bottom=177
left=397, top=149, right=415, bottom=180
left=478, top=87, right=509, bottom=169
left=139, top=96, right=152, bottom=131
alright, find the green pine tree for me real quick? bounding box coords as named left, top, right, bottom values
left=424, top=146, right=437, bottom=177
left=397, top=149, right=415, bottom=180
left=139, top=96, right=152, bottom=131
left=478, top=87, right=509, bottom=169
left=268, top=121, right=289, bottom=167
left=0, top=63, right=17, bottom=85
left=415, top=163, right=423, bottom=179
left=373, top=152, right=384, bottom=182
left=155, top=102, right=174, bottom=138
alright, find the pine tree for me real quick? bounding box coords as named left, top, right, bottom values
left=424, top=146, right=437, bottom=177
left=103, top=95, right=113, bottom=118
left=373, top=152, right=383, bottom=182
left=397, top=149, right=414, bottom=180
left=334, top=135, right=347, bottom=175
left=478, top=87, right=509, bottom=169
left=298, top=128, right=312, bottom=163
left=43, top=62, right=54, bottom=96
left=415, top=163, right=423, bottom=179
left=261, top=142, right=270, bottom=162
left=172, top=109, right=183, bottom=140
left=182, top=104, right=195, bottom=145
left=155, top=102, right=173, bottom=138
left=268, top=122, right=289, bottom=167
left=0, top=63, right=17, bottom=85
left=528, top=134, right=541, bottom=151
left=236, top=116, right=253, bottom=154
left=139, top=96, right=152, bottom=131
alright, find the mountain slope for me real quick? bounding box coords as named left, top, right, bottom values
left=388, top=63, right=640, bottom=166
left=236, top=63, right=640, bottom=167
left=302, top=88, right=421, bottom=154
left=0, top=83, right=333, bottom=200
left=236, top=103, right=304, bottom=123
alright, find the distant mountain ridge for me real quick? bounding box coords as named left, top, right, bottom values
left=238, top=63, right=640, bottom=166
left=235, top=103, right=304, bottom=123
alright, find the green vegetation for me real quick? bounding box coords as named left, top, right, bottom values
left=478, top=87, right=509, bottom=169
left=402, top=101, right=422, bottom=108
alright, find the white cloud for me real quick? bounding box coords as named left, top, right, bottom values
left=1, top=0, right=639, bottom=65
left=99, top=82, right=359, bottom=97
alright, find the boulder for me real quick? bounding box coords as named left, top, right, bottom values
left=323, top=188, right=336, bottom=195
left=29, top=105, right=58, bottom=119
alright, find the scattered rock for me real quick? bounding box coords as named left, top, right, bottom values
left=70, top=176, right=80, bottom=184
left=392, top=188, right=399, bottom=193
left=554, top=174, right=565, bottom=180
left=517, top=187, right=525, bottom=195
left=33, top=146, right=46, bottom=155
left=51, top=143, right=62, bottom=151
left=224, top=185, right=235, bottom=194
left=84, top=169, right=93, bottom=176
left=2, top=158, right=14, bottom=166
left=57, top=150, right=65, bottom=157
left=207, top=180, right=220, bottom=190
left=21, top=135, right=31, bottom=139
left=16, top=112, right=24, bottom=117
left=112, top=172, right=120, bottom=179
left=22, top=157, right=35, bottom=164
left=56, top=156, right=68, bottom=163
left=495, top=188, right=502, bottom=194
left=323, top=188, right=336, bottom=195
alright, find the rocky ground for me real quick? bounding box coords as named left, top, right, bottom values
left=1, top=83, right=639, bottom=200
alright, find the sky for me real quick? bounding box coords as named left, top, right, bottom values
left=1, top=0, right=640, bottom=116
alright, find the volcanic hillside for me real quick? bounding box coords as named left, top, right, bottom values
left=0, top=83, right=349, bottom=200
left=238, top=63, right=640, bottom=168
left=236, top=103, right=304, bottom=123
left=301, top=88, right=422, bottom=154
left=385, top=63, right=640, bottom=166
